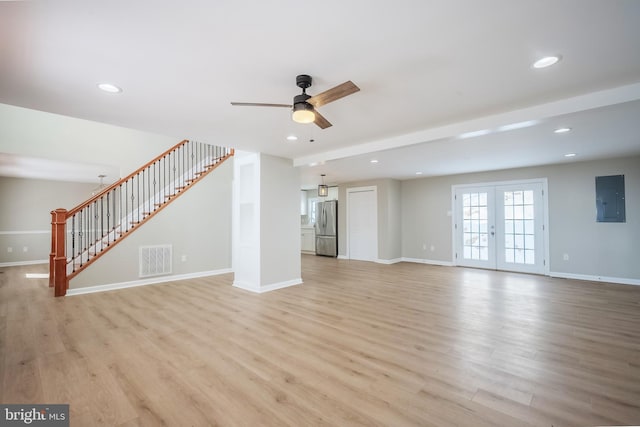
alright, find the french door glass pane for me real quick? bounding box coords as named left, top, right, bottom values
left=462, top=191, right=489, bottom=261
left=503, top=190, right=535, bottom=265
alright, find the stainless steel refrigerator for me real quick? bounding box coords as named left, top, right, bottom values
left=314, top=200, right=338, bottom=257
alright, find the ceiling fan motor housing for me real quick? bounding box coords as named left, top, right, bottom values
left=294, top=93, right=311, bottom=105
left=296, top=74, right=312, bottom=89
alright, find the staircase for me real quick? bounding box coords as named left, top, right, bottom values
left=49, top=140, right=234, bottom=296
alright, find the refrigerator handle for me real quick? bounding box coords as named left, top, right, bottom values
left=323, top=206, right=327, bottom=228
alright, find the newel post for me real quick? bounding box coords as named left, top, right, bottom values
left=52, top=208, right=68, bottom=297
left=49, top=210, right=55, bottom=287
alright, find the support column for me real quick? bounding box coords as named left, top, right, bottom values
left=232, top=152, right=302, bottom=293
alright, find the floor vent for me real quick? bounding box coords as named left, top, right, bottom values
left=139, top=244, right=172, bottom=278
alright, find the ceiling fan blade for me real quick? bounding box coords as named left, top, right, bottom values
left=307, top=81, right=360, bottom=108
left=313, top=110, right=332, bottom=129
left=230, top=102, right=292, bottom=108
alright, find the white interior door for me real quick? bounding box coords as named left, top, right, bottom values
left=347, top=187, right=377, bottom=261
left=455, top=181, right=546, bottom=274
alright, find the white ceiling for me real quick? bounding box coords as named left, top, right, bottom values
left=1, top=0, right=640, bottom=188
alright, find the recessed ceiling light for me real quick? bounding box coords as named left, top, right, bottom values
left=370, top=159, right=379, bottom=164
left=415, top=172, right=423, bottom=175
left=564, top=153, right=577, bottom=157
left=97, top=83, right=122, bottom=93
left=533, top=55, right=561, bottom=69
left=497, top=120, right=538, bottom=132
left=554, top=127, right=572, bottom=133
left=286, top=135, right=298, bottom=141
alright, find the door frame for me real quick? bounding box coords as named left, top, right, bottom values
left=346, top=186, right=378, bottom=261
left=451, top=178, right=550, bottom=275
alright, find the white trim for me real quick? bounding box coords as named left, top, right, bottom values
left=0, top=259, right=48, bottom=267
left=376, top=258, right=402, bottom=265
left=549, top=271, right=640, bottom=287
left=402, top=257, right=455, bottom=267
left=0, top=230, right=50, bottom=235
left=26, top=273, right=49, bottom=279
left=337, top=255, right=348, bottom=260
left=233, top=278, right=303, bottom=293
left=66, top=268, right=233, bottom=296
left=452, top=178, right=547, bottom=190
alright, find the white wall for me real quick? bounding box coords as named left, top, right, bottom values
left=232, top=152, right=301, bottom=292
left=260, top=154, right=301, bottom=287
left=0, top=103, right=178, bottom=178
left=401, top=155, right=640, bottom=281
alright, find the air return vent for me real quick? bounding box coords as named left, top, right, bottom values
left=139, top=245, right=172, bottom=278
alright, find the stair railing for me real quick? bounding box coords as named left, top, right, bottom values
left=49, top=140, right=233, bottom=296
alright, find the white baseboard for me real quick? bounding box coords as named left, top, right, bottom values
left=401, top=257, right=455, bottom=267
left=67, top=268, right=233, bottom=296
left=233, top=278, right=302, bottom=293
left=0, top=259, right=48, bottom=268
left=376, top=258, right=402, bottom=265
left=549, top=271, right=640, bottom=287
left=337, top=255, right=348, bottom=260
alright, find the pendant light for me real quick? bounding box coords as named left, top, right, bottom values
left=91, top=174, right=107, bottom=196
left=318, top=174, right=328, bottom=197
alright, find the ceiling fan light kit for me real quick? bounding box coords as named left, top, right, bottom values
left=292, top=100, right=316, bottom=124
left=231, top=74, right=359, bottom=130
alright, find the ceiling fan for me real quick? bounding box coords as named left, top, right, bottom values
left=230, top=74, right=360, bottom=129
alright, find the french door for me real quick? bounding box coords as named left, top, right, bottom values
left=454, top=181, right=546, bottom=274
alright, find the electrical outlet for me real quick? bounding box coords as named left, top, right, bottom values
left=422, top=244, right=426, bottom=250
left=23, top=246, right=28, bottom=253
left=563, top=253, right=569, bottom=261
left=181, top=255, right=187, bottom=262
left=430, top=245, right=435, bottom=252
left=7, top=247, right=12, bottom=253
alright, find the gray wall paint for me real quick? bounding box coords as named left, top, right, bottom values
left=71, top=160, right=233, bottom=288
left=401, top=155, right=640, bottom=280
left=0, top=177, right=95, bottom=264
left=260, top=154, right=301, bottom=286
left=337, top=178, right=402, bottom=261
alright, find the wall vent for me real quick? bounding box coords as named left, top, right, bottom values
left=139, top=244, right=172, bottom=278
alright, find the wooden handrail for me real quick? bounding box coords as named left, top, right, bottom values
left=67, top=139, right=188, bottom=217
left=50, top=140, right=233, bottom=296
left=65, top=149, right=233, bottom=282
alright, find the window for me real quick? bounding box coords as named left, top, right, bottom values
left=308, top=198, right=319, bottom=224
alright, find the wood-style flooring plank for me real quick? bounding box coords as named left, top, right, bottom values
left=1, top=258, right=640, bottom=426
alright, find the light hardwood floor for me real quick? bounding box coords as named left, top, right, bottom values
left=1, top=256, right=640, bottom=426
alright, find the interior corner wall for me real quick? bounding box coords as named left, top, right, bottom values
left=0, top=177, right=96, bottom=265
left=400, top=155, right=640, bottom=281
left=0, top=103, right=178, bottom=178
left=70, top=160, right=233, bottom=288
left=259, top=154, right=301, bottom=287
left=337, top=178, right=402, bottom=261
